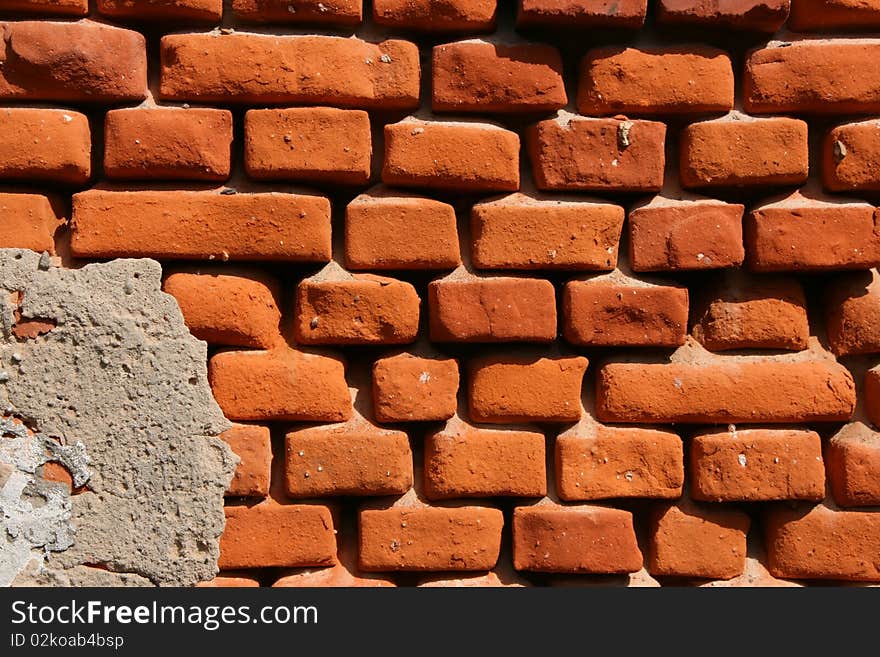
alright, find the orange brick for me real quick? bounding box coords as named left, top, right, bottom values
left=295, top=270, right=420, bottom=345
left=234, top=0, right=363, bottom=23
left=826, top=423, right=880, bottom=507
left=657, top=0, right=789, bottom=31
left=383, top=119, right=519, bottom=192
left=0, top=109, right=90, bottom=184
left=0, top=193, right=63, bottom=253
left=71, top=189, right=332, bottom=262
left=648, top=501, right=750, bottom=579
left=826, top=272, right=880, bottom=356
left=578, top=46, right=733, bottom=116
left=429, top=274, right=557, bottom=342
left=418, top=569, right=526, bottom=587
left=0, top=0, right=87, bottom=14
left=345, top=189, right=460, bottom=271
left=469, top=354, right=587, bottom=423
left=433, top=41, right=566, bottom=113
left=162, top=270, right=282, bottom=349
left=273, top=534, right=394, bottom=587
left=563, top=277, right=688, bottom=347
left=471, top=193, right=623, bottom=271
left=219, top=502, right=336, bottom=569
left=197, top=576, right=260, bottom=587
left=0, top=21, right=146, bottom=102
left=160, top=33, right=419, bottom=109
left=628, top=197, right=744, bottom=272
left=374, top=0, right=497, bottom=30
left=220, top=424, right=272, bottom=499
left=790, top=0, right=880, bottom=30
left=865, top=366, right=880, bottom=427
left=373, top=353, right=459, bottom=422
left=527, top=114, right=666, bottom=192
left=556, top=426, right=683, bottom=501
left=97, top=0, right=222, bottom=21
left=513, top=503, right=643, bottom=573
left=208, top=348, right=351, bottom=422
left=244, top=108, right=371, bottom=185
left=691, top=429, right=825, bottom=502
left=680, top=114, right=808, bottom=188
left=517, top=0, right=647, bottom=28
left=824, top=119, right=880, bottom=192
left=104, top=108, right=232, bottom=181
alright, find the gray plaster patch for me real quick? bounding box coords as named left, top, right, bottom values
left=0, top=249, right=236, bottom=587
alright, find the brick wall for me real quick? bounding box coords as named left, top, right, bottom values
left=3, top=0, right=880, bottom=586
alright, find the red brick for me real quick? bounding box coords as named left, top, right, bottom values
left=70, top=189, right=332, bottom=262
left=374, top=0, right=497, bottom=31
left=745, top=40, right=880, bottom=114
left=527, top=114, right=666, bottom=193
left=468, top=354, right=588, bottom=423
left=657, top=0, right=790, bottom=31
left=419, top=569, right=526, bottom=587
left=160, top=33, right=419, bottom=109
left=383, top=119, right=519, bottom=192
left=244, top=108, right=371, bottom=186
left=162, top=270, right=282, bottom=349
left=0, top=0, right=86, bottom=14
left=746, top=192, right=880, bottom=272
left=220, top=424, right=272, bottom=499
left=295, top=270, right=420, bottom=345
left=563, top=276, right=688, bottom=347
left=825, top=271, right=880, bottom=356
left=0, top=21, right=146, bottom=103
left=424, top=420, right=546, bottom=498
left=680, top=114, right=808, bottom=188
left=0, top=109, right=90, bottom=184
left=691, top=429, right=825, bottom=502
left=765, top=502, right=880, bottom=581
left=273, top=534, right=394, bottom=587
left=219, top=502, right=336, bottom=569
left=823, top=119, right=880, bottom=192
left=373, top=353, right=459, bottom=422
left=429, top=274, right=557, bottom=342
left=699, top=553, right=802, bottom=588
left=647, top=501, right=750, bottom=579
left=629, top=197, right=744, bottom=272
left=471, top=193, right=623, bottom=271
left=285, top=421, right=412, bottom=497
left=359, top=494, right=503, bottom=571
left=596, top=358, right=856, bottom=424
left=197, top=576, right=260, bottom=587
left=866, top=366, right=880, bottom=428
left=345, top=189, right=460, bottom=271
left=433, top=41, right=566, bottom=113
left=104, top=108, right=232, bottom=182
left=97, top=0, right=222, bottom=21
left=578, top=46, right=734, bottom=116
left=827, top=423, right=880, bottom=507
left=692, top=276, right=809, bottom=351
left=789, top=0, right=880, bottom=31
left=513, top=503, right=643, bottom=573
left=234, top=0, right=363, bottom=24
left=517, top=0, right=647, bottom=28
left=556, top=425, right=684, bottom=501
left=208, top=348, right=351, bottom=422
left=0, top=193, right=63, bottom=253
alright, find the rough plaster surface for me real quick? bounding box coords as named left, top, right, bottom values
left=0, top=249, right=236, bottom=587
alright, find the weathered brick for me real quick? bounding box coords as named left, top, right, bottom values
left=345, top=189, right=460, bottom=271
left=234, top=0, right=363, bottom=24
left=527, top=114, right=666, bottom=192
left=104, top=108, right=232, bottom=181
left=691, top=429, right=825, bottom=502
left=433, top=41, right=566, bottom=113
left=383, top=118, right=519, bottom=192
left=745, top=39, right=880, bottom=114
left=823, top=120, right=880, bottom=192
left=373, top=353, right=459, bottom=422
left=162, top=270, right=282, bottom=349
left=273, top=535, right=394, bottom=588
left=628, top=197, right=744, bottom=272
left=418, top=569, right=526, bottom=587
left=208, top=348, right=351, bottom=422
left=97, top=0, right=222, bottom=21
left=468, top=354, right=588, bottom=423
left=826, top=423, right=880, bottom=507
left=471, top=193, right=623, bottom=271
left=0, top=193, right=63, bottom=253
left=0, top=21, right=146, bottom=102
left=71, top=189, right=332, bottom=262
left=429, top=274, right=557, bottom=342
left=746, top=192, right=880, bottom=272
left=197, top=576, right=260, bottom=587
left=578, top=46, right=734, bottom=116
left=160, top=33, right=419, bottom=109
left=0, top=109, right=90, bottom=184
left=789, top=0, right=880, bottom=31
left=244, top=108, right=372, bottom=185
left=0, top=0, right=86, bottom=14
left=680, top=114, right=808, bottom=188
left=220, top=424, right=272, bottom=499
left=563, top=276, right=688, bottom=347
left=865, top=366, right=880, bottom=428
left=295, top=269, right=420, bottom=345
left=657, top=0, right=789, bottom=31
left=825, top=270, right=880, bottom=356
left=517, top=0, right=647, bottom=28
left=513, top=503, right=643, bottom=573
left=374, top=0, right=497, bottom=30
